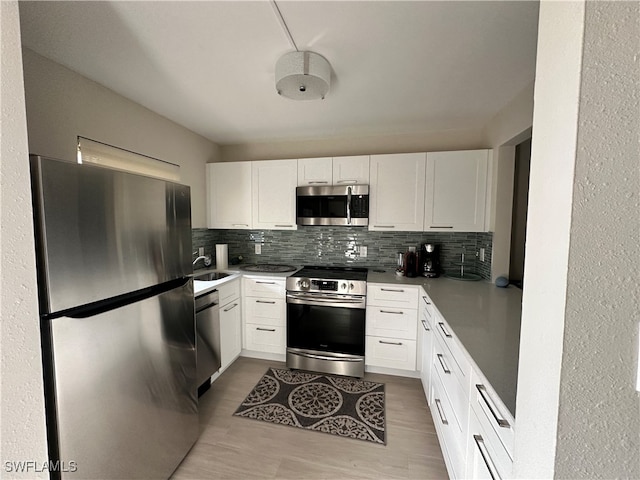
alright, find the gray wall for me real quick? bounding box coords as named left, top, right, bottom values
left=21, top=48, right=220, bottom=228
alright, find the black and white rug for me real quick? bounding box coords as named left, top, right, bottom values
left=233, top=368, right=386, bottom=444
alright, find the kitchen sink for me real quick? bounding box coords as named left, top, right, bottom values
left=194, top=272, right=231, bottom=281
left=444, top=272, right=482, bottom=281
left=239, top=264, right=298, bottom=273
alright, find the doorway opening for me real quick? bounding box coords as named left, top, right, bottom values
left=509, top=137, right=531, bottom=288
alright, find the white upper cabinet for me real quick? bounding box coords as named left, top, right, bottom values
left=333, top=155, right=370, bottom=184
left=369, top=153, right=426, bottom=231
left=297, top=157, right=332, bottom=185
left=252, top=159, right=298, bottom=230
left=207, top=162, right=252, bottom=229
left=424, top=149, right=489, bottom=232
left=297, top=155, right=370, bottom=186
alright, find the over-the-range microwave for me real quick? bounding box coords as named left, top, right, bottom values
left=296, top=185, right=369, bottom=226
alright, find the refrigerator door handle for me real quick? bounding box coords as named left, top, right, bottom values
left=58, top=277, right=191, bottom=320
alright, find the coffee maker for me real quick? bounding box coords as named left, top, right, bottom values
left=420, top=243, right=441, bottom=278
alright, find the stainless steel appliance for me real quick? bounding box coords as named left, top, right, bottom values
left=420, top=243, right=441, bottom=278
left=296, top=185, right=369, bottom=226
left=30, top=155, right=198, bottom=479
left=286, top=266, right=368, bottom=377
left=195, top=288, right=220, bottom=392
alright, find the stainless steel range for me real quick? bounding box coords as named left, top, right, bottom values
left=286, top=266, right=368, bottom=377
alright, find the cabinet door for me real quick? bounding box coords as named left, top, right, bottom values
left=297, top=157, right=332, bottom=186
left=369, top=153, right=426, bottom=231
left=424, top=150, right=489, bottom=232
left=220, top=300, right=241, bottom=371
left=207, top=162, right=252, bottom=229
left=252, top=159, right=298, bottom=229
left=333, top=155, right=370, bottom=184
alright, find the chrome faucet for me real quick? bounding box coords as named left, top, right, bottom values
left=193, top=252, right=212, bottom=267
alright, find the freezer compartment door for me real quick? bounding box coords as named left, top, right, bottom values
left=44, top=281, right=197, bottom=479
left=30, top=155, right=192, bottom=314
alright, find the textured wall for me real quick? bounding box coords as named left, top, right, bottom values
left=0, top=2, right=49, bottom=477
left=193, top=228, right=493, bottom=279
left=21, top=49, right=220, bottom=228
left=554, top=1, right=640, bottom=478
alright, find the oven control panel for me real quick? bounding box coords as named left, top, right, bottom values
left=287, top=277, right=366, bottom=295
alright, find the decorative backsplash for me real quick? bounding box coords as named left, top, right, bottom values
left=193, top=227, right=493, bottom=279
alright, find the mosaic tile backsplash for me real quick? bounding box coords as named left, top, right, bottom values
left=193, top=227, right=493, bottom=279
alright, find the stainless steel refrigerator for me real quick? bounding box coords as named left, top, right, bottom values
left=30, top=155, right=198, bottom=479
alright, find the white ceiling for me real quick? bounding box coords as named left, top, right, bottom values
left=18, top=1, right=539, bottom=146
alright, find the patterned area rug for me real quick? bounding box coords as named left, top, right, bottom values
left=234, top=368, right=386, bottom=444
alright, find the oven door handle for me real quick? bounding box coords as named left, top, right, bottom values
left=292, top=351, right=363, bottom=362
left=286, top=293, right=365, bottom=308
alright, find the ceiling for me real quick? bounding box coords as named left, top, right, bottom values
left=18, top=1, right=539, bottom=146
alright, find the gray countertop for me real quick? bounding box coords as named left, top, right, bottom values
left=367, top=270, right=522, bottom=417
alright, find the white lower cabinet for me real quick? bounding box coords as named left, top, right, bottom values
left=418, top=285, right=514, bottom=480
left=219, top=279, right=241, bottom=372
left=365, top=284, right=419, bottom=372
left=365, top=336, right=417, bottom=370
left=419, top=291, right=435, bottom=405
left=242, top=276, right=286, bottom=357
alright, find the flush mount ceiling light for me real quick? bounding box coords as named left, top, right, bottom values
left=275, top=51, right=331, bottom=100
left=271, top=1, right=332, bottom=100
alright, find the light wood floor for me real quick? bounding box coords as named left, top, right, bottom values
left=171, top=357, right=448, bottom=479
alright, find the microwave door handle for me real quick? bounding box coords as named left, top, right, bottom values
left=347, top=186, right=352, bottom=225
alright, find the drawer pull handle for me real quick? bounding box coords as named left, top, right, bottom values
left=374, top=225, right=395, bottom=228
left=473, top=435, right=500, bottom=480
left=275, top=224, right=293, bottom=227
left=476, top=384, right=511, bottom=428
left=438, top=322, right=452, bottom=338
left=430, top=225, right=453, bottom=229
left=256, top=300, right=276, bottom=304
left=422, top=296, right=431, bottom=305
left=379, top=309, right=403, bottom=315
left=380, top=288, right=404, bottom=293
left=223, top=303, right=239, bottom=312
left=232, top=224, right=249, bottom=227
left=379, top=340, right=403, bottom=346
left=308, top=181, right=329, bottom=184
left=336, top=179, right=357, bottom=184
left=434, top=398, right=448, bottom=425
left=256, top=281, right=276, bottom=284
left=436, top=354, right=451, bottom=374
left=421, top=319, right=430, bottom=332
left=256, top=327, right=276, bottom=332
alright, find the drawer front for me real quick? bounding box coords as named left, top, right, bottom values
left=420, top=290, right=435, bottom=324
left=430, top=367, right=466, bottom=479
left=467, top=406, right=513, bottom=479
left=244, top=297, right=285, bottom=326
left=367, top=284, right=419, bottom=309
left=366, top=306, right=418, bottom=340
left=471, top=368, right=515, bottom=458
left=432, top=334, right=469, bottom=435
left=219, top=279, right=240, bottom=306
left=433, top=313, right=472, bottom=387
left=243, top=277, right=285, bottom=297
left=365, top=336, right=417, bottom=370
left=245, top=324, right=286, bottom=354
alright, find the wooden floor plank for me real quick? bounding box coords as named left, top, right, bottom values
left=171, top=357, right=448, bottom=479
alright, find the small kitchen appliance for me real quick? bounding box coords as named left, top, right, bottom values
left=286, top=266, right=368, bottom=377
left=420, top=243, right=441, bottom=278
left=404, top=247, right=418, bottom=277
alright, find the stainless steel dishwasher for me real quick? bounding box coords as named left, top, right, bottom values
left=195, top=289, right=221, bottom=393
